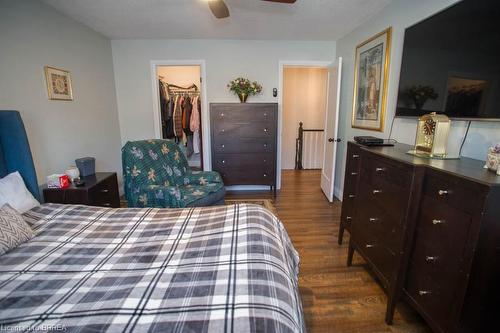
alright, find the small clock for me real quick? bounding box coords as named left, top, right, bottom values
left=414, top=112, right=451, bottom=157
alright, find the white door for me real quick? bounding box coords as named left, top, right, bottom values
left=321, top=57, right=343, bottom=202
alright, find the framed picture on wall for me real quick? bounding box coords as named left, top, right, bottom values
left=351, top=27, right=392, bottom=131
left=44, top=66, right=73, bottom=100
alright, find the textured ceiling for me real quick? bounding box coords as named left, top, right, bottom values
left=41, top=0, right=393, bottom=40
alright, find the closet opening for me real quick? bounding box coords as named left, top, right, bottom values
left=156, top=65, right=203, bottom=170
left=282, top=65, right=329, bottom=171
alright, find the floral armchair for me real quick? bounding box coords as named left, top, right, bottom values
left=122, top=140, right=225, bottom=208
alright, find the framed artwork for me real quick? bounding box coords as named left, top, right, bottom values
left=351, top=27, right=392, bottom=131
left=44, top=66, right=73, bottom=100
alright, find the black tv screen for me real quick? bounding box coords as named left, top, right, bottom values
left=395, top=0, right=500, bottom=120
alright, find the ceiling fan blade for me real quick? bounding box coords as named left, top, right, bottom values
left=261, top=0, right=297, bottom=3
left=208, top=0, right=230, bottom=19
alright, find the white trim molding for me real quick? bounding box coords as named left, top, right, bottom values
left=277, top=60, right=333, bottom=190
left=150, top=60, right=211, bottom=171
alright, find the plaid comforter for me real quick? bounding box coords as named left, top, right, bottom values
left=0, top=204, right=304, bottom=333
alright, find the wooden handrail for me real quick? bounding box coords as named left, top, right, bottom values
left=295, top=122, right=324, bottom=170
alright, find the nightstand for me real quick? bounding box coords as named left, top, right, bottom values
left=43, top=172, right=120, bottom=208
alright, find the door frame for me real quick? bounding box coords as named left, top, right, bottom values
left=150, top=60, right=210, bottom=170
left=278, top=60, right=333, bottom=189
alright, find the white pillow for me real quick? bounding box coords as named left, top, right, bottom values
left=0, top=172, right=40, bottom=214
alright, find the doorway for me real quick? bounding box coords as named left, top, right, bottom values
left=279, top=59, right=342, bottom=202
left=281, top=66, right=329, bottom=171
left=153, top=64, right=203, bottom=169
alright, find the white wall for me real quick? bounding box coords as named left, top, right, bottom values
left=334, top=0, right=500, bottom=198
left=157, top=66, right=201, bottom=88
left=111, top=39, right=336, bottom=174
left=282, top=67, right=328, bottom=169
left=0, top=0, right=122, bottom=189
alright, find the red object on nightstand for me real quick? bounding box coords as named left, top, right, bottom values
left=59, top=175, right=70, bottom=188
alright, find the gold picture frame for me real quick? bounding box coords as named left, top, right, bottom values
left=351, top=27, right=392, bottom=132
left=44, top=66, right=73, bottom=100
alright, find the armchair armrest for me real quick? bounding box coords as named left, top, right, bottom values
left=185, top=170, right=223, bottom=186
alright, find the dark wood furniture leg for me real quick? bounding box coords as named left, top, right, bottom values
left=338, top=221, right=345, bottom=245
left=347, top=240, right=355, bottom=267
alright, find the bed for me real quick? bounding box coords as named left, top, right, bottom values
left=0, top=111, right=305, bottom=332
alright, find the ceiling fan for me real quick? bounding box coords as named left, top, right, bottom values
left=208, top=0, right=297, bottom=19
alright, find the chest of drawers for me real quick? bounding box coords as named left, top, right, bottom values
left=210, top=103, right=278, bottom=193
left=341, top=142, right=500, bottom=332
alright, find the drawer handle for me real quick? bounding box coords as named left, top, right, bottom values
left=352, top=154, right=360, bottom=158
left=438, top=189, right=450, bottom=196
left=263, top=143, right=268, bottom=148
left=263, top=173, right=268, bottom=177
left=366, top=244, right=376, bottom=248
left=425, top=256, right=438, bottom=262
left=221, top=144, right=225, bottom=148
left=264, top=128, right=268, bottom=132
left=375, top=167, right=386, bottom=172
left=432, top=219, right=445, bottom=225
left=222, top=160, right=226, bottom=164
left=221, top=129, right=225, bottom=133
left=102, top=203, right=111, bottom=207
left=372, top=189, right=382, bottom=194
left=418, top=290, right=432, bottom=296
left=264, top=112, right=268, bottom=117
left=346, top=216, right=352, bottom=221
left=348, top=194, right=355, bottom=198
left=263, top=159, right=267, bottom=163
left=369, top=217, right=379, bottom=223
left=100, top=189, right=109, bottom=193
left=220, top=113, right=225, bottom=117
left=350, top=172, right=358, bottom=176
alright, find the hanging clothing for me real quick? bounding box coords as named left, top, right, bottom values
left=190, top=96, right=200, bottom=132
left=182, top=96, right=193, bottom=136
left=165, top=97, right=175, bottom=138
left=159, top=80, right=169, bottom=139
left=173, top=95, right=183, bottom=138
left=193, top=130, right=200, bottom=154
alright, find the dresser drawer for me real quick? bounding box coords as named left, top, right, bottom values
left=345, top=142, right=362, bottom=173
left=212, top=104, right=276, bottom=123
left=212, top=138, right=274, bottom=154
left=359, top=171, right=411, bottom=224
left=361, top=152, right=413, bottom=189
left=88, top=175, right=119, bottom=208
left=422, top=169, right=484, bottom=214
left=354, top=200, right=402, bottom=253
left=218, top=167, right=274, bottom=185
left=354, top=230, right=396, bottom=286
left=212, top=121, right=275, bottom=139
left=213, top=153, right=273, bottom=171
left=405, top=264, right=457, bottom=332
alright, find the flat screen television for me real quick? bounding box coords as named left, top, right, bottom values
left=395, top=0, right=500, bottom=120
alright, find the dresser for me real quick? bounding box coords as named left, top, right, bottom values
left=43, top=172, right=120, bottom=208
left=210, top=103, right=278, bottom=194
left=341, top=141, right=500, bottom=333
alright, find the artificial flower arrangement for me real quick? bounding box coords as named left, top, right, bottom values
left=484, top=143, right=500, bottom=175
left=227, top=77, right=262, bottom=102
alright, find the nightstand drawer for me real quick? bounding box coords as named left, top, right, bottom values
left=89, top=174, right=119, bottom=207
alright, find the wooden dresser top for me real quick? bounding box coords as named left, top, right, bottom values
left=350, top=141, right=500, bottom=187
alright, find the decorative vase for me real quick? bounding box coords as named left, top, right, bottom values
left=238, top=93, right=248, bottom=103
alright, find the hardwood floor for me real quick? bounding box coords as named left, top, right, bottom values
left=227, top=170, right=431, bottom=333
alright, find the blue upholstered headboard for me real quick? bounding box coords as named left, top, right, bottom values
left=0, top=111, right=40, bottom=200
